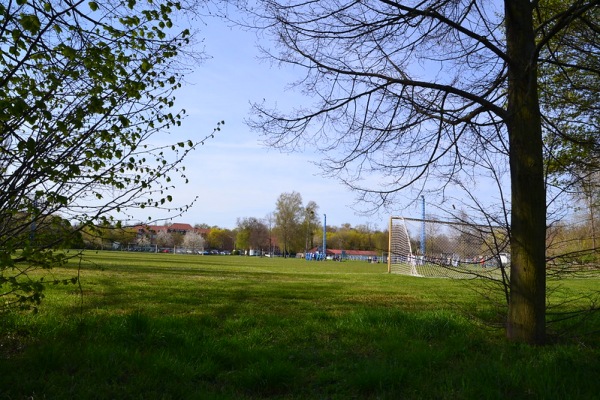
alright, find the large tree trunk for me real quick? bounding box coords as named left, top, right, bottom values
left=505, top=0, right=547, bottom=344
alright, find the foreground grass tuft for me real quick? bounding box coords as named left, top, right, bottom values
left=1, top=251, right=599, bottom=399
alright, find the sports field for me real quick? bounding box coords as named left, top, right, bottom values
left=1, top=251, right=599, bottom=399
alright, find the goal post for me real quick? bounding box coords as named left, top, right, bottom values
left=388, top=216, right=510, bottom=279
left=388, top=216, right=419, bottom=276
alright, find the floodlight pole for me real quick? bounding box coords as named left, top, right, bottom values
left=323, top=214, right=327, bottom=261
left=421, top=196, right=426, bottom=256
left=305, top=209, right=314, bottom=257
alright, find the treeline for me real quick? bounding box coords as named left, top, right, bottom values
left=234, top=192, right=388, bottom=256
left=13, top=195, right=600, bottom=266
left=73, top=219, right=389, bottom=256
left=38, top=191, right=388, bottom=255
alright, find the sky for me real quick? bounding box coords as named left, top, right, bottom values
left=120, top=7, right=522, bottom=231
left=137, top=16, right=402, bottom=231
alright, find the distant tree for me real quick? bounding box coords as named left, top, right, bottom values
left=106, top=226, right=138, bottom=249
left=206, top=228, right=234, bottom=251
left=355, top=224, right=374, bottom=250
left=183, top=231, right=205, bottom=252
left=20, top=214, right=81, bottom=251
left=328, top=224, right=351, bottom=251
left=327, top=223, right=372, bottom=251
left=79, top=224, right=114, bottom=250
left=274, top=192, right=304, bottom=256
left=372, top=230, right=389, bottom=254
left=236, top=217, right=269, bottom=254
left=235, top=227, right=250, bottom=253
left=172, top=232, right=185, bottom=247
left=136, top=235, right=152, bottom=249
left=304, top=201, right=319, bottom=252
left=265, top=212, right=275, bottom=255
left=156, top=231, right=174, bottom=248
left=322, top=223, right=387, bottom=252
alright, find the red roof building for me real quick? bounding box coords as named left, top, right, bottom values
left=131, top=223, right=209, bottom=243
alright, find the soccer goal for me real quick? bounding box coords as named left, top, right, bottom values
left=388, top=216, right=510, bottom=279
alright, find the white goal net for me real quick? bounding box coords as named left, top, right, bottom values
left=388, top=216, right=510, bottom=279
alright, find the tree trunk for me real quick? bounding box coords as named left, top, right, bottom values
left=505, top=0, right=547, bottom=344
left=585, top=179, right=597, bottom=251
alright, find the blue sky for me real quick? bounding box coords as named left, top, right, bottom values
left=128, top=4, right=532, bottom=233
left=127, top=12, right=518, bottom=231
left=142, top=18, right=402, bottom=231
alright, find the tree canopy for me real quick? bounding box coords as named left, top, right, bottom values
left=274, top=191, right=305, bottom=256
left=0, top=0, right=220, bottom=311
left=235, top=217, right=269, bottom=253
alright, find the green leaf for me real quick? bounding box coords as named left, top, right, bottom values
left=12, top=97, right=28, bottom=114
left=20, top=14, right=41, bottom=34
left=140, top=60, right=151, bottom=73
left=26, top=138, right=36, bottom=153
left=89, top=1, right=98, bottom=11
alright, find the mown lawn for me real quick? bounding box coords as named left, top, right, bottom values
left=1, top=251, right=599, bottom=399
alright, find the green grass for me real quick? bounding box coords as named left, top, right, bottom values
left=1, top=251, right=599, bottom=399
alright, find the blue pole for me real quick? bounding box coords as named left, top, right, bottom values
left=323, top=214, right=327, bottom=260
left=420, top=196, right=425, bottom=256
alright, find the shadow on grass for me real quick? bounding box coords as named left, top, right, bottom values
left=1, top=305, right=600, bottom=399
left=2, top=252, right=599, bottom=399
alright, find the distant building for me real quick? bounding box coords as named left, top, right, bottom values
left=131, top=223, right=209, bottom=244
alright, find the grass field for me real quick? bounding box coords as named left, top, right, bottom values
left=1, top=251, right=599, bottom=399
